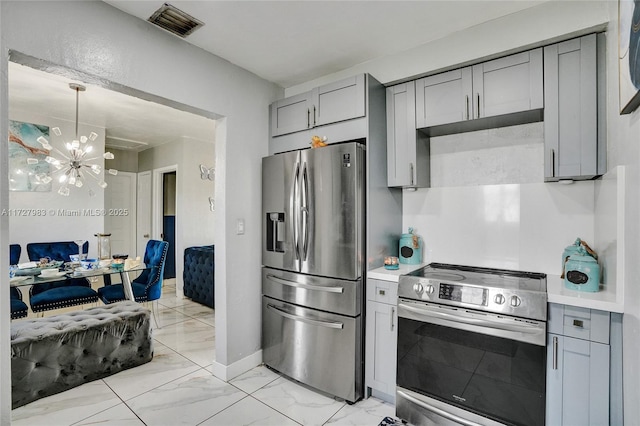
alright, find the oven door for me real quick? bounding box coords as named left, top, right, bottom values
left=396, top=299, right=546, bottom=426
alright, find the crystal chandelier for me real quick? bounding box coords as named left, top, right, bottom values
left=34, top=83, right=117, bottom=196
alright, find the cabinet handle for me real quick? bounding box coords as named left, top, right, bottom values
left=573, top=319, right=584, bottom=328
left=313, top=105, right=316, bottom=126
left=551, top=149, right=556, bottom=178
left=476, top=93, right=480, bottom=119
left=409, top=163, right=414, bottom=186
left=465, top=95, right=469, bottom=120
left=390, top=307, right=395, bottom=331
left=552, top=336, right=558, bottom=370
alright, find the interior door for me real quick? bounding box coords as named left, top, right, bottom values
left=105, top=172, right=136, bottom=258
left=137, top=171, right=152, bottom=258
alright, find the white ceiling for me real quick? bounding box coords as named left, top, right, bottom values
left=8, top=62, right=216, bottom=152
left=8, top=1, right=548, bottom=152
left=104, top=0, right=547, bottom=88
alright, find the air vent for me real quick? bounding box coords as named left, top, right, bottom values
left=148, top=3, right=204, bottom=38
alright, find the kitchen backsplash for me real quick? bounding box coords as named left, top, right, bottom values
left=402, top=180, right=598, bottom=277
left=429, top=122, right=544, bottom=187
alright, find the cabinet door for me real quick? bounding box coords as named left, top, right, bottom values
left=472, top=48, right=543, bottom=119
left=270, top=91, right=313, bottom=137
left=365, top=300, right=397, bottom=401
left=546, top=334, right=610, bottom=426
left=416, top=67, right=472, bottom=128
left=544, top=34, right=598, bottom=180
left=386, top=82, right=416, bottom=187
left=314, top=74, right=366, bottom=127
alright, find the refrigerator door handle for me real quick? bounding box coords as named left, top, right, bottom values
left=266, top=303, right=344, bottom=329
left=266, top=273, right=345, bottom=293
left=301, top=162, right=310, bottom=261
left=292, top=161, right=301, bottom=264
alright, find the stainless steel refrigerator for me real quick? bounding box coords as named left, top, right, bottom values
left=262, top=141, right=365, bottom=403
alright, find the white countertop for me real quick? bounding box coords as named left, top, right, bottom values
left=367, top=263, right=427, bottom=282
left=547, top=275, right=624, bottom=313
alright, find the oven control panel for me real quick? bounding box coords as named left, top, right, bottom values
left=439, top=283, right=487, bottom=306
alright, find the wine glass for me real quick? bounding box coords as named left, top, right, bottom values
left=74, top=239, right=86, bottom=259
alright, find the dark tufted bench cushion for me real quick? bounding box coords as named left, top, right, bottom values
left=11, top=301, right=153, bottom=408
left=183, top=245, right=214, bottom=308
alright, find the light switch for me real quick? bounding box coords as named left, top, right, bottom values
left=237, top=218, right=245, bottom=235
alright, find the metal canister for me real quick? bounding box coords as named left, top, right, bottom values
left=399, top=229, right=422, bottom=264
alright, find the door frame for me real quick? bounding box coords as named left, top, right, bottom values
left=152, top=165, right=178, bottom=285
left=152, top=165, right=178, bottom=241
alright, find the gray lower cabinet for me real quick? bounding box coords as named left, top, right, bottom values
left=543, top=33, right=606, bottom=181
left=415, top=48, right=543, bottom=128
left=546, top=303, right=610, bottom=426
left=386, top=81, right=429, bottom=188
left=365, top=278, right=397, bottom=404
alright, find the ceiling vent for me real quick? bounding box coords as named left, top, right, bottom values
left=148, top=3, right=204, bottom=38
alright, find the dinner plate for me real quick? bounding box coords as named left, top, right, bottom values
left=38, top=271, right=67, bottom=279
left=10, top=276, right=29, bottom=283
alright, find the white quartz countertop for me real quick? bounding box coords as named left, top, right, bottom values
left=547, top=275, right=624, bottom=313
left=368, top=263, right=427, bottom=282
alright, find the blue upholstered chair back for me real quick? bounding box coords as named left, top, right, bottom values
left=26, top=241, right=91, bottom=295
left=134, top=240, right=169, bottom=302
left=27, top=241, right=89, bottom=263
left=10, top=244, right=21, bottom=265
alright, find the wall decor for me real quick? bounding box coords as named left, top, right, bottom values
left=199, top=164, right=215, bottom=181
left=619, top=0, right=640, bottom=114
left=8, top=120, right=52, bottom=192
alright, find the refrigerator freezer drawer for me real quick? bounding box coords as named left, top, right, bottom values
left=262, top=296, right=363, bottom=403
left=262, top=267, right=362, bottom=317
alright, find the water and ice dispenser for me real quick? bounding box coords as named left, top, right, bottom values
left=266, top=212, right=285, bottom=253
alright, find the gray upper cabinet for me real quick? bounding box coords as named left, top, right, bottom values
left=415, top=48, right=543, bottom=129
left=315, top=74, right=366, bottom=127
left=270, top=74, right=366, bottom=137
left=271, top=91, right=314, bottom=137
left=544, top=33, right=606, bottom=181
left=386, top=82, right=429, bottom=188
left=415, top=67, right=472, bottom=128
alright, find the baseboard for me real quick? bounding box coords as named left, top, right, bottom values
left=211, top=349, right=263, bottom=382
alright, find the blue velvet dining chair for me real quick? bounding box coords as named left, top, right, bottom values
left=26, top=241, right=98, bottom=314
left=97, top=239, right=168, bottom=327
left=9, top=244, right=28, bottom=319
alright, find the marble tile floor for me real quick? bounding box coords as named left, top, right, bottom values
left=11, top=282, right=397, bottom=426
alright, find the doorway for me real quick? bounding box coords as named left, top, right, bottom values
left=162, top=171, right=177, bottom=279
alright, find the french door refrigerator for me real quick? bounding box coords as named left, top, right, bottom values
left=262, top=141, right=365, bottom=403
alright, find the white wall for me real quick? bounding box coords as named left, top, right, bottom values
left=286, top=0, right=640, bottom=421
left=0, top=0, right=281, bottom=417
left=8, top=111, right=106, bottom=261
left=139, top=139, right=216, bottom=297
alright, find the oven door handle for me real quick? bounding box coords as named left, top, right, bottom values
left=266, top=303, right=344, bottom=329
left=397, top=389, right=484, bottom=426
left=398, top=302, right=542, bottom=334
left=266, top=274, right=344, bottom=293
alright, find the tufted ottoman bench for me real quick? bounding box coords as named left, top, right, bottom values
left=10, top=301, right=153, bottom=408
left=183, top=245, right=214, bottom=308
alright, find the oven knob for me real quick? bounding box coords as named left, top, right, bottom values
left=510, top=295, right=522, bottom=307
left=425, top=284, right=435, bottom=295
left=494, top=294, right=505, bottom=305
left=413, top=283, right=424, bottom=294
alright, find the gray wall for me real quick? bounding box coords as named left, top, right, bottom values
left=0, top=1, right=281, bottom=418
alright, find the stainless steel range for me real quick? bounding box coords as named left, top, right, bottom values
left=396, top=263, right=547, bottom=426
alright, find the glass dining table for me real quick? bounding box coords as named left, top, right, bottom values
left=9, top=263, right=155, bottom=301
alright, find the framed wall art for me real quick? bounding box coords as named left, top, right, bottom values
left=8, top=120, right=52, bottom=192
left=619, top=0, right=640, bottom=114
